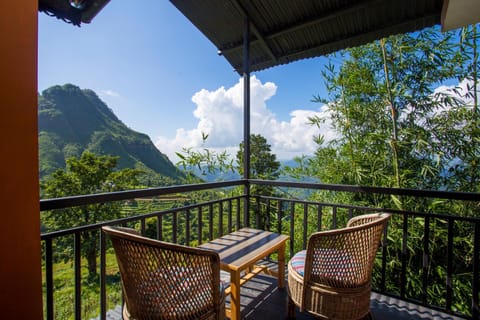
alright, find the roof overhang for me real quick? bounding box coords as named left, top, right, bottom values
left=39, top=0, right=110, bottom=26
left=170, top=0, right=445, bottom=73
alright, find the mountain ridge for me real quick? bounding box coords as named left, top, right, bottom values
left=38, top=84, right=184, bottom=185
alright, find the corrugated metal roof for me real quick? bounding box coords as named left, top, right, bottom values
left=170, top=0, right=443, bottom=73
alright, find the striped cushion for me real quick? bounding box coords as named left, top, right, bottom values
left=289, top=249, right=357, bottom=281
left=290, top=250, right=307, bottom=276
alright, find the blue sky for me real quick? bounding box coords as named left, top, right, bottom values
left=38, top=1, right=339, bottom=162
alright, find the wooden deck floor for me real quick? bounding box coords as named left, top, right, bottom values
left=97, top=272, right=464, bottom=320
left=239, top=274, right=463, bottom=320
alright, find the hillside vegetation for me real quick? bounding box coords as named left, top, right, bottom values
left=38, top=84, right=184, bottom=185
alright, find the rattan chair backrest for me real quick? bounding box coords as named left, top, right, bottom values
left=303, top=213, right=391, bottom=290
left=102, top=226, right=223, bottom=320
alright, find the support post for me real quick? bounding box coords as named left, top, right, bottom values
left=243, top=17, right=251, bottom=227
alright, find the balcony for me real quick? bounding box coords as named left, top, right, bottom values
left=40, top=179, right=479, bottom=320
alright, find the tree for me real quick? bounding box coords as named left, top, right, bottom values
left=237, top=134, right=280, bottom=183
left=41, top=151, right=142, bottom=279
left=237, top=134, right=281, bottom=228
left=285, top=24, right=478, bottom=315
left=299, top=26, right=469, bottom=197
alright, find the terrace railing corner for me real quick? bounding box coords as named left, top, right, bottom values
left=40, top=179, right=479, bottom=320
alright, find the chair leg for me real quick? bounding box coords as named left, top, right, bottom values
left=287, top=295, right=296, bottom=319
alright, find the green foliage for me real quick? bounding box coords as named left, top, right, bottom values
left=42, top=250, right=122, bottom=320
left=236, top=134, right=281, bottom=181
left=283, top=24, right=480, bottom=316
left=237, top=134, right=281, bottom=228
left=41, top=151, right=143, bottom=278
left=38, top=84, right=184, bottom=185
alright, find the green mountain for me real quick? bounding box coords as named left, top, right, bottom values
left=38, top=84, right=184, bottom=185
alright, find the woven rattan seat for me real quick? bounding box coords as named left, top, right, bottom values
left=102, top=226, right=225, bottom=320
left=287, top=213, right=391, bottom=320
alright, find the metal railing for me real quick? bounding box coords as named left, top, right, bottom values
left=40, top=180, right=480, bottom=319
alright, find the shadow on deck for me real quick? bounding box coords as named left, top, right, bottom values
left=98, top=273, right=463, bottom=320
left=239, top=274, right=462, bottom=319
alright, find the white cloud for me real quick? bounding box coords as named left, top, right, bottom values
left=155, top=76, right=334, bottom=163
left=99, top=89, right=121, bottom=98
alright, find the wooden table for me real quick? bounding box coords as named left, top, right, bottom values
left=199, top=228, right=289, bottom=320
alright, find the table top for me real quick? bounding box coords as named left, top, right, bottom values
left=199, top=228, right=289, bottom=271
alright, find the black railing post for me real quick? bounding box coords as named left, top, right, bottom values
left=422, top=215, right=430, bottom=304
left=197, top=206, right=202, bottom=243
left=186, top=209, right=191, bottom=245
left=303, top=203, right=308, bottom=250
left=446, top=219, right=454, bottom=311
left=317, top=205, right=323, bottom=231
left=209, top=203, right=214, bottom=241
left=290, top=202, right=295, bottom=257
left=218, top=203, right=223, bottom=237
left=228, top=200, right=232, bottom=233
left=45, top=238, right=54, bottom=320
left=100, top=230, right=106, bottom=320
left=400, top=214, right=408, bottom=298
left=243, top=16, right=251, bottom=227
left=380, top=223, right=388, bottom=292
left=157, top=215, right=163, bottom=241
left=472, top=222, right=479, bottom=319
left=172, top=211, right=178, bottom=243
left=74, top=233, right=81, bottom=320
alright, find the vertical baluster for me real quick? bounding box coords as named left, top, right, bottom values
left=209, top=203, right=214, bottom=241
left=236, top=197, right=241, bottom=229
left=172, top=211, right=178, bottom=243
left=422, top=215, right=430, bottom=304
left=446, top=218, right=454, bottom=311
left=266, top=198, right=271, bottom=231
left=74, top=233, right=81, bottom=320
left=228, top=199, right=232, bottom=233
left=380, top=219, right=388, bottom=292
left=100, top=230, right=106, bottom=320
left=290, top=202, right=295, bottom=258
left=158, top=215, right=163, bottom=241
left=198, top=206, right=203, bottom=244
left=332, top=206, right=337, bottom=229
left=186, top=209, right=191, bottom=245
left=400, top=214, right=408, bottom=298
left=255, top=196, right=260, bottom=229
left=303, top=203, right=308, bottom=250
left=472, top=222, right=479, bottom=319
left=317, top=205, right=322, bottom=232
left=277, top=200, right=282, bottom=235
left=45, top=238, right=54, bottom=320
left=218, top=202, right=223, bottom=237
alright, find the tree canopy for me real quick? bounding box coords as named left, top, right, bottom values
left=41, top=151, right=142, bottom=278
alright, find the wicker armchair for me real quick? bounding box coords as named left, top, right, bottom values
left=287, top=213, right=391, bottom=320
left=102, top=226, right=225, bottom=320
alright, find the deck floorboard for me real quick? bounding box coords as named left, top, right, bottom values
left=95, top=261, right=465, bottom=320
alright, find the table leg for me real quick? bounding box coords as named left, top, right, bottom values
left=230, top=270, right=241, bottom=320
left=278, top=242, right=286, bottom=288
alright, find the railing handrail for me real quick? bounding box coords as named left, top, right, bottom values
left=251, top=179, right=480, bottom=201
left=41, top=195, right=245, bottom=240
left=40, top=179, right=480, bottom=212
left=40, top=180, right=246, bottom=211
left=253, top=194, right=480, bottom=223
